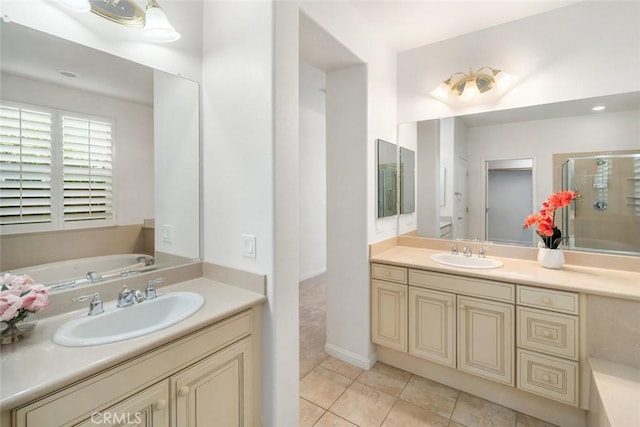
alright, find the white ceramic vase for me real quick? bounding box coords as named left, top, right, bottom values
left=537, top=247, right=564, bottom=269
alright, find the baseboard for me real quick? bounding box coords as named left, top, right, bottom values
left=324, top=343, right=376, bottom=370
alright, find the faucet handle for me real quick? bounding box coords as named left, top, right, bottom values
left=478, top=247, right=488, bottom=258
left=145, top=277, right=164, bottom=300
left=73, top=293, right=104, bottom=316
left=449, top=244, right=459, bottom=255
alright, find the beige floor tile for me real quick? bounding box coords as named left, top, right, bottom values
left=451, top=392, right=516, bottom=427
left=300, top=397, right=326, bottom=427
left=330, top=381, right=396, bottom=427
left=356, top=362, right=412, bottom=396
left=300, top=279, right=328, bottom=379
left=399, top=375, right=459, bottom=419
left=321, top=356, right=364, bottom=380
left=448, top=422, right=466, bottom=427
left=516, top=412, right=558, bottom=427
left=315, top=412, right=358, bottom=427
left=382, top=399, right=450, bottom=427
left=300, top=366, right=353, bottom=409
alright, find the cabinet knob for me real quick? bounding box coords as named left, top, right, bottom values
left=384, top=271, right=390, bottom=276
left=178, top=386, right=190, bottom=397
left=400, top=291, right=405, bottom=296
left=154, top=399, right=167, bottom=411
left=541, top=374, right=551, bottom=382
left=459, top=303, right=466, bottom=310
left=542, top=297, right=551, bottom=305
left=542, top=330, right=551, bottom=338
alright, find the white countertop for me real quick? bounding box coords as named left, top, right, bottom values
left=0, top=278, right=266, bottom=409
left=371, top=246, right=640, bottom=300
left=589, top=357, right=640, bottom=427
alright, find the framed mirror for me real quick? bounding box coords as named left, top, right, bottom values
left=0, top=21, right=201, bottom=289
left=377, top=138, right=397, bottom=218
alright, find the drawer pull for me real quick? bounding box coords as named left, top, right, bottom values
left=385, top=271, right=391, bottom=276
left=541, top=374, right=551, bottom=382
left=178, top=386, right=190, bottom=397
left=542, top=297, right=551, bottom=305
left=542, top=330, right=551, bottom=338
left=154, top=399, right=167, bottom=411
left=459, top=303, right=466, bottom=310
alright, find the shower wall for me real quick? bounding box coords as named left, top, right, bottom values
left=568, top=154, right=640, bottom=254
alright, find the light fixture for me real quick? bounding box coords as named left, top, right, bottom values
left=58, top=0, right=181, bottom=43
left=592, top=105, right=606, bottom=111
left=430, top=67, right=518, bottom=102
left=144, top=0, right=181, bottom=43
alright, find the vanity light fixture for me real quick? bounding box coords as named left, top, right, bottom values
left=430, top=67, right=518, bottom=102
left=143, top=0, right=181, bottom=43
left=58, top=0, right=181, bottom=43
left=592, top=105, right=606, bottom=111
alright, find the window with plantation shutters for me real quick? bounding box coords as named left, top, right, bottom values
left=0, top=103, right=53, bottom=227
left=0, top=99, right=115, bottom=233
left=62, top=115, right=113, bottom=223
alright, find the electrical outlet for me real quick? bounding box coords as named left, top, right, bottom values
left=241, top=234, right=256, bottom=258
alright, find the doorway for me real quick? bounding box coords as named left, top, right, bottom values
left=485, top=159, right=534, bottom=245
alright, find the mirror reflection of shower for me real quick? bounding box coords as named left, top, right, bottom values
left=563, top=153, right=640, bottom=255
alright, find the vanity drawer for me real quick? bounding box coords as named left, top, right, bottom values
left=372, top=263, right=408, bottom=284
left=517, top=286, right=578, bottom=315
left=409, top=269, right=514, bottom=303
left=517, top=349, right=579, bottom=406
left=517, top=307, right=578, bottom=360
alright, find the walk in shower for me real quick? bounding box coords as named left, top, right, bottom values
left=562, top=153, right=640, bottom=255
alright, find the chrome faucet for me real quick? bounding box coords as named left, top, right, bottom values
left=145, top=277, right=165, bottom=300
left=463, top=245, right=472, bottom=257
left=85, top=271, right=102, bottom=283
left=450, top=245, right=459, bottom=255
left=117, top=286, right=144, bottom=308
left=478, top=247, right=487, bottom=258
left=73, top=293, right=104, bottom=316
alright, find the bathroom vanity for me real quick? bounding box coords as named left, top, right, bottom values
left=0, top=276, right=266, bottom=427
left=370, top=238, right=640, bottom=427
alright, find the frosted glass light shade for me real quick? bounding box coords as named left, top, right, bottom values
left=429, top=81, right=450, bottom=101
left=462, top=79, right=480, bottom=99
left=144, top=3, right=181, bottom=43
left=494, top=70, right=518, bottom=93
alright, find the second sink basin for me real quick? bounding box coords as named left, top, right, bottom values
left=430, top=253, right=503, bottom=269
left=53, top=291, right=205, bottom=347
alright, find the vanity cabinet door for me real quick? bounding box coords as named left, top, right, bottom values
left=409, top=287, right=456, bottom=368
left=371, top=280, right=408, bottom=352
left=74, top=382, right=169, bottom=427
left=458, top=296, right=514, bottom=386
left=172, top=336, right=253, bottom=427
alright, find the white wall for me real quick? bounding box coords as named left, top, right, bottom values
left=466, top=109, right=640, bottom=240
left=154, top=71, right=200, bottom=259
left=274, top=2, right=397, bottom=425
left=398, top=2, right=640, bottom=123
left=1, top=72, right=153, bottom=226
left=299, top=61, right=327, bottom=281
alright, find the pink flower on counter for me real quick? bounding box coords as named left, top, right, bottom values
left=0, top=273, right=49, bottom=324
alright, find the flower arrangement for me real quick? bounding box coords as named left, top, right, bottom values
left=523, top=190, right=580, bottom=249
left=0, top=273, right=49, bottom=328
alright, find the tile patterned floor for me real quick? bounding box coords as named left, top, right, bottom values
left=299, top=278, right=558, bottom=427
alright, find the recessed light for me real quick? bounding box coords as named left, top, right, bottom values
left=592, top=105, right=606, bottom=111
left=58, top=70, right=79, bottom=78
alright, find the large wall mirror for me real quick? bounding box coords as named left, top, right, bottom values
left=400, top=91, right=640, bottom=256
left=0, top=20, right=201, bottom=289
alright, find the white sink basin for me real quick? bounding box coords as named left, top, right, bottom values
left=53, top=291, right=205, bottom=347
left=430, top=253, right=503, bottom=269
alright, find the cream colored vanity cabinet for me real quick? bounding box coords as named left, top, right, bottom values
left=12, top=308, right=260, bottom=427
left=371, top=264, right=408, bottom=352
left=409, top=270, right=515, bottom=386
left=516, top=285, right=580, bottom=406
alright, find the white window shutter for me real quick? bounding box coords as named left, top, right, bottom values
left=0, top=104, right=53, bottom=225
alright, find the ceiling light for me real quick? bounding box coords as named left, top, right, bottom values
left=144, top=0, right=181, bottom=43
left=430, top=67, right=518, bottom=102
left=592, top=105, right=606, bottom=111
left=59, top=0, right=91, bottom=13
